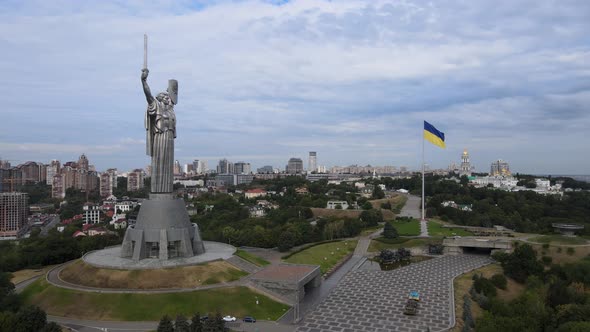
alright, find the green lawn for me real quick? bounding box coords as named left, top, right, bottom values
left=235, top=249, right=270, bottom=267
left=427, top=221, right=473, bottom=236
left=528, top=235, right=587, bottom=245
left=368, top=237, right=443, bottom=252
left=284, top=240, right=357, bottom=274
left=392, top=195, right=408, bottom=213
left=21, top=280, right=289, bottom=321
left=393, top=219, right=421, bottom=236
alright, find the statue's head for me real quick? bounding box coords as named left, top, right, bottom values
left=156, top=92, right=172, bottom=106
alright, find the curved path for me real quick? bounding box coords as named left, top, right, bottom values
left=295, top=254, right=492, bottom=332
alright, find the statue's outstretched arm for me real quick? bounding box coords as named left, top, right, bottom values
left=141, top=69, right=155, bottom=104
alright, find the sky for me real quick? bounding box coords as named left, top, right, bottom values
left=0, top=0, right=589, bottom=174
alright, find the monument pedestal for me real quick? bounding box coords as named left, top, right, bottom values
left=121, top=193, right=205, bottom=261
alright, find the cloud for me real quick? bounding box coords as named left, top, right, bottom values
left=0, top=0, right=589, bottom=173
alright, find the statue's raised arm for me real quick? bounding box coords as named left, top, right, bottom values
left=141, top=69, right=154, bottom=104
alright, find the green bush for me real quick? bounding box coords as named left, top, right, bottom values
left=490, top=274, right=507, bottom=290
left=542, top=243, right=550, bottom=249
left=567, top=247, right=575, bottom=255
left=474, top=277, right=497, bottom=297
left=542, top=255, right=553, bottom=266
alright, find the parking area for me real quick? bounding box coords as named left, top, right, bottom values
left=296, top=255, right=492, bottom=332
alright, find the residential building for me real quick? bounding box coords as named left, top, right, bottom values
left=326, top=201, right=349, bottom=210
left=106, top=168, right=118, bottom=188
left=46, top=160, right=60, bottom=185
left=286, top=158, right=303, bottom=174
left=308, top=152, right=317, bottom=173
left=257, top=165, right=274, bottom=174
left=234, top=162, right=251, bottom=175
left=245, top=188, right=267, bottom=199
left=217, top=159, right=233, bottom=174
left=18, top=161, right=45, bottom=184
left=99, top=172, right=113, bottom=197
left=0, top=192, right=28, bottom=238
left=78, top=154, right=89, bottom=171
left=127, top=169, right=144, bottom=192
left=83, top=203, right=101, bottom=224
left=52, top=174, right=65, bottom=198
left=174, top=160, right=182, bottom=176
left=490, top=160, right=511, bottom=176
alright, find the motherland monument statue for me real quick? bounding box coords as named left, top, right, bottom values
left=121, top=35, right=205, bottom=260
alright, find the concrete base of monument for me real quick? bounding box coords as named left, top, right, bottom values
left=83, top=241, right=236, bottom=270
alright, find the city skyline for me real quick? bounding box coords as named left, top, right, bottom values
left=1, top=1, right=589, bottom=174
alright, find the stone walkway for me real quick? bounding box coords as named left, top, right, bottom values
left=295, top=255, right=492, bottom=332
left=227, top=255, right=263, bottom=274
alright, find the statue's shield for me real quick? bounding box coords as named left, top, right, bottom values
left=168, top=79, right=178, bottom=104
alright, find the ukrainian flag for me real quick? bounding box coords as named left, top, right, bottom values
left=423, top=121, right=446, bottom=148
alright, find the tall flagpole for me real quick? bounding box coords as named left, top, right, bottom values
left=422, top=127, right=425, bottom=221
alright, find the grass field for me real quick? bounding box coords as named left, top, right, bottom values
left=392, top=219, right=421, bottom=236
left=452, top=263, right=524, bottom=332
left=310, top=208, right=361, bottom=219
left=367, top=237, right=443, bottom=252
left=527, top=235, right=588, bottom=245
left=21, top=279, right=290, bottom=321
left=59, top=260, right=247, bottom=289
left=427, top=221, right=473, bottom=237
left=284, top=240, right=357, bottom=274
left=520, top=241, right=590, bottom=264
left=235, top=249, right=270, bottom=267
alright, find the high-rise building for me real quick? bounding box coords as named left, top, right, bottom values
left=99, top=172, right=113, bottom=197
left=308, top=152, right=317, bottom=173
left=0, top=192, right=28, bottom=238
left=490, top=159, right=511, bottom=176
left=286, top=158, right=304, bottom=174
left=78, top=154, right=89, bottom=171
left=51, top=174, right=65, bottom=198
left=174, top=160, right=182, bottom=176
left=257, top=165, right=273, bottom=174
left=460, top=149, right=472, bottom=176
left=0, top=159, right=11, bottom=170
left=127, top=169, right=144, bottom=192
left=107, top=168, right=118, bottom=188
left=18, top=161, right=44, bottom=183
left=46, top=160, right=60, bottom=185
left=217, top=159, right=231, bottom=174
left=233, top=162, right=251, bottom=175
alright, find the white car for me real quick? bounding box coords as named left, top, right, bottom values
left=222, top=315, right=236, bottom=322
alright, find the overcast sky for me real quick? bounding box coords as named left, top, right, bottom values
left=1, top=0, right=589, bottom=174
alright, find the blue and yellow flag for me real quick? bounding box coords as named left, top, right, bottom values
left=423, top=121, right=446, bottom=148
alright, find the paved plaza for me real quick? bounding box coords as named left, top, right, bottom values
left=296, top=255, right=492, bottom=332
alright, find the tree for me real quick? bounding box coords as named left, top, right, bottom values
left=190, top=312, right=203, bottom=332
left=362, top=201, right=373, bottom=210
left=372, top=186, right=385, bottom=199
left=360, top=210, right=383, bottom=227
left=278, top=231, right=297, bottom=252
left=13, top=305, right=47, bottom=332
left=383, top=222, right=398, bottom=239
left=175, top=315, right=190, bottom=332
left=501, top=244, right=543, bottom=283
left=157, top=315, right=174, bottom=332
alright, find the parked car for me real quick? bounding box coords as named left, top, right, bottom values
left=242, top=316, right=256, bottom=323
left=222, top=315, right=236, bottom=322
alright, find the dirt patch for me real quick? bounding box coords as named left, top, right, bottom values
left=59, top=260, right=247, bottom=289
left=452, top=263, right=524, bottom=332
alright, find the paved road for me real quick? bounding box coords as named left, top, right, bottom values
left=398, top=195, right=421, bottom=219
left=296, top=255, right=492, bottom=332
